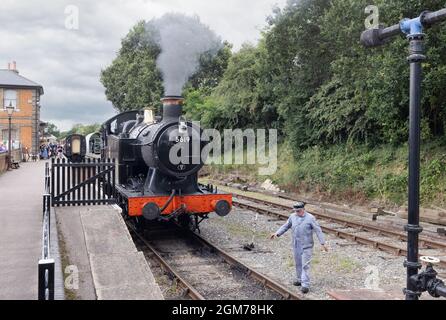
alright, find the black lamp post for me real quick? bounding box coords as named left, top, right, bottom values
left=6, top=102, right=15, bottom=170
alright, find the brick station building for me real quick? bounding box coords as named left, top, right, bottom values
left=0, top=62, right=44, bottom=155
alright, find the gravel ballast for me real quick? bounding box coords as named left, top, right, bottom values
left=198, top=206, right=445, bottom=300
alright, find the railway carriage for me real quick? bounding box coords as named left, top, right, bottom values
left=63, top=134, right=86, bottom=163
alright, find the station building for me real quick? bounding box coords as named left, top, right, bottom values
left=0, top=62, right=44, bottom=155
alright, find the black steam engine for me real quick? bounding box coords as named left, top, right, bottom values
left=101, top=96, right=232, bottom=228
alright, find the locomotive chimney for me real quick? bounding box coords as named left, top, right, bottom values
left=161, top=96, right=184, bottom=121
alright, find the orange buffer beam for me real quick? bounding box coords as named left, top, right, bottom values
left=128, top=193, right=233, bottom=216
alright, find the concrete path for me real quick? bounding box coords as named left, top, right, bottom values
left=82, top=206, right=163, bottom=300
left=56, top=205, right=164, bottom=300
left=0, top=161, right=46, bottom=300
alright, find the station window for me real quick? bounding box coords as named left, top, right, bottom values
left=1, top=129, right=19, bottom=149
left=3, top=89, right=17, bottom=109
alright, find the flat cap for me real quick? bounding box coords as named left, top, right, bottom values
left=293, top=202, right=305, bottom=209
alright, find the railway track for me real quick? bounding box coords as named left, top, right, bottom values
left=276, top=192, right=446, bottom=241
left=230, top=194, right=446, bottom=268
left=127, top=222, right=303, bottom=300
left=234, top=194, right=446, bottom=250
left=204, top=179, right=445, bottom=240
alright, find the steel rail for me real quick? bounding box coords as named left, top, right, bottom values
left=276, top=192, right=446, bottom=241
left=128, top=222, right=302, bottom=300
left=232, top=199, right=446, bottom=269
left=190, top=231, right=302, bottom=300
left=232, top=193, right=446, bottom=251
left=128, top=223, right=205, bottom=300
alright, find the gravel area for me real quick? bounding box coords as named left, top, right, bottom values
left=198, top=207, right=446, bottom=300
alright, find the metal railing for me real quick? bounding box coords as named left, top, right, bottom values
left=38, top=162, right=55, bottom=300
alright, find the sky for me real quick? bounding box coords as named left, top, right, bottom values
left=0, top=0, right=287, bottom=131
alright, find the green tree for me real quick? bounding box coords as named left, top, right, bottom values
left=263, top=0, right=334, bottom=151
left=60, top=123, right=101, bottom=139
left=45, top=122, right=60, bottom=138
left=183, top=41, right=233, bottom=121
left=213, top=42, right=279, bottom=129
left=101, top=21, right=163, bottom=112
left=185, top=42, right=280, bottom=131
left=102, top=22, right=232, bottom=115
left=187, top=41, right=233, bottom=95
left=302, top=0, right=446, bottom=148
left=101, top=1, right=446, bottom=161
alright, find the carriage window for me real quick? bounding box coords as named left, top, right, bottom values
left=110, top=120, right=117, bottom=134
left=71, top=137, right=81, bottom=154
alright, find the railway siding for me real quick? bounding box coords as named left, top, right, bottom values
left=233, top=197, right=446, bottom=268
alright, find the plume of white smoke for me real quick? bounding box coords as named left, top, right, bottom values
left=145, top=13, right=222, bottom=96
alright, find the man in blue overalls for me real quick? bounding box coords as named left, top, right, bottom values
left=270, top=202, right=327, bottom=294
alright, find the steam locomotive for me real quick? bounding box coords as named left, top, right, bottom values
left=101, top=96, right=232, bottom=229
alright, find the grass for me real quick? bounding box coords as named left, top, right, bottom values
left=285, top=255, right=294, bottom=269
left=216, top=218, right=270, bottom=240
left=206, top=138, right=446, bottom=208
left=336, top=257, right=359, bottom=273
left=56, top=223, right=78, bottom=300
left=319, top=253, right=359, bottom=273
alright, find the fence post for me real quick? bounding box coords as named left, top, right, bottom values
left=44, top=194, right=51, bottom=246
left=51, top=158, right=55, bottom=205
left=112, top=158, right=116, bottom=199
left=61, top=159, right=66, bottom=207
left=38, top=259, right=55, bottom=300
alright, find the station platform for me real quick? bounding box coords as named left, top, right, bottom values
left=0, top=160, right=62, bottom=300
left=0, top=160, right=162, bottom=300
left=56, top=205, right=164, bottom=300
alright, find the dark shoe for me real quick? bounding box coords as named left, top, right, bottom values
left=293, top=281, right=301, bottom=287
left=301, top=287, right=309, bottom=294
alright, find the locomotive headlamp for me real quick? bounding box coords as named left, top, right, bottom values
left=144, top=108, right=156, bottom=124
left=178, top=116, right=188, bottom=135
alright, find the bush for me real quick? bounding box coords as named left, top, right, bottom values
left=208, top=139, right=446, bottom=207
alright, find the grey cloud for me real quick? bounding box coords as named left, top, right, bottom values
left=0, top=0, right=286, bottom=131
